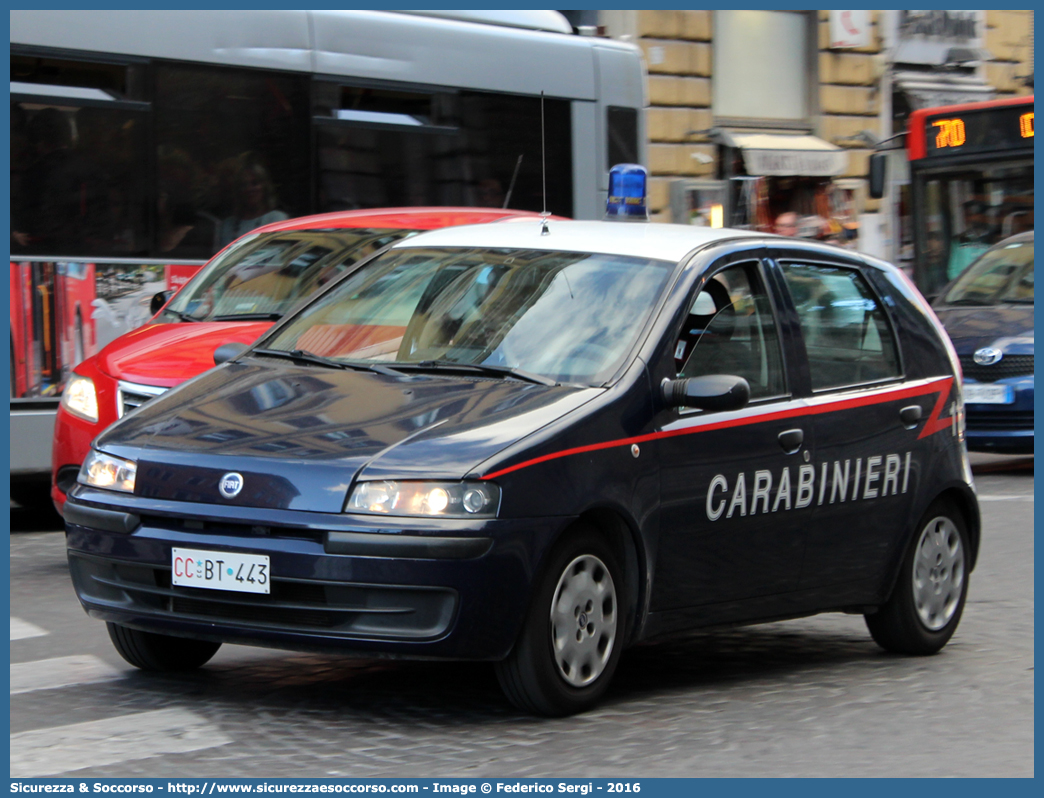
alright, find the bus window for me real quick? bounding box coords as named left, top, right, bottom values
left=919, top=165, right=1033, bottom=292
left=607, top=106, right=638, bottom=169
left=154, top=63, right=312, bottom=260
left=314, top=87, right=573, bottom=218
left=11, top=55, right=149, bottom=257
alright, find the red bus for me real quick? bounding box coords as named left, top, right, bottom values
left=873, top=95, right=1034, bottom=296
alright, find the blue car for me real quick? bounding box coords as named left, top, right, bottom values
left=933, top=231, right=1034, bottom=454
left=65, top=219, right=980, bottom=715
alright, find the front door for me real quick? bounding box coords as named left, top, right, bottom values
left=653, top=257, right=813, bottom=610
left=773, top=256, right=921, bottom=598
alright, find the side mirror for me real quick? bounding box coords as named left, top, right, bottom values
left=214, top=342, right=249, bottom=365
left=868, top=152, right=887, bottom=199
left=662, top=374, right=750, bottom=412
left=150, top=290, right=173, bottom=316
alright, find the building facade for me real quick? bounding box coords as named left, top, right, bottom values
left=589, top=9, right=1032, bottom=268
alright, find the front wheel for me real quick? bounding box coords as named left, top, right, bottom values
left=107, top=623, right=221, bottom=672
left=495, top=527, right=625, bottom=716
left=865, top=500, right=969, bottom=655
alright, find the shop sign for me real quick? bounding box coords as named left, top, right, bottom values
left=742, top=149, right=848, bottom=177
left=829, top=11, right=871, bottom=49
left=884, top=10, right=985, bottom=66
left=898, top=10, right=978, bottom=40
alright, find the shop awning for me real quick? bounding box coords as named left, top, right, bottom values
left=718, top=131, right=849, bottom=177
left=893, top=71, right=994, bottom=110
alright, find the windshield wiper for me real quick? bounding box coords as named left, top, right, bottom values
left=166, top=309, right=201, bottom=323
left=252, top=348, right=404, bottom=377
left=398, top=360, right=557, bottom=386
left=210, top=312, right=284, bottom=321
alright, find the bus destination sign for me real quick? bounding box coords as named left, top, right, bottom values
left=925, top=104, right=1034, bottom=157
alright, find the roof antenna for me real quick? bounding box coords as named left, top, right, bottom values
left=502, top=154, right=523, bottom=209
left=540, top=91, right=550, bottom=235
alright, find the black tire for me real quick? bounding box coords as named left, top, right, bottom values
left=865, top=500, right=969, bottom=655
left=107, top=622, right=221, bottom=672
left=495, top=525, right=626, bottom=716
left=9, top=480, right=53, bottom=509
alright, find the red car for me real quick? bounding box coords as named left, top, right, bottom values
left=51, top=207, right=554, bottom=512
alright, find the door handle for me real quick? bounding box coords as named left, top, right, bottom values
left=777, top=428, right=804, bottom=453
left=900, top=405, right=923, bottom=428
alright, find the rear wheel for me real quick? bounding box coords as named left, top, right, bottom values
left=865, top=500, right=969, bottom=655
left=107, top=623, right=221, bottom=672
left=495, top=526, right=625, bottom=716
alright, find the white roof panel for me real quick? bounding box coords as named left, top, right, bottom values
left=392, top=220, right=760, bottom=263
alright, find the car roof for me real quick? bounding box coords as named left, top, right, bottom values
left=391, top=219, right=762, bottom=262
left=253, top=207, right=553, bottom=234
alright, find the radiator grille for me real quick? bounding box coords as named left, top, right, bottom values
left=959, top=354, right=1033, bottom=383
left=117, top=381, right=168, bottom=417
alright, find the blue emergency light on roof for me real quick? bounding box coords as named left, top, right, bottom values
left=605, top=163, right=649, bottom=221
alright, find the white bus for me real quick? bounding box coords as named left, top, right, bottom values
left=9, top=9, right=647, bottom=498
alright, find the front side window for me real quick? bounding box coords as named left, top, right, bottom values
left=676, top=262, right=785, bottom=401
left=781, top=262, right=901, bottom=391
left=162, top=229, right=412, bottom=322
left=265, top=247, right=675, bottom=386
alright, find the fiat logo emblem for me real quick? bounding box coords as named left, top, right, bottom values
left=218, top=472, right=244, bottom=499
left=973, top=347, right=1003, bottom=366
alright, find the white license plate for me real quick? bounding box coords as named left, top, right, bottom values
left=172, top=547, right=270, bottom=594
left=963, top=383, right=1014, bottom=405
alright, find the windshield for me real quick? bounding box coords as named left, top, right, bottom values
left=915, top=163, right=1033, bottom=295
left=162, top=229, right=413, bottom=322
left=942, top=239, right=1034, bottom=306
left=263, top=247, right=676, bottom=386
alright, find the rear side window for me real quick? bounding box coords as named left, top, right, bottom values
left=780, top=262, right=901, bottom=391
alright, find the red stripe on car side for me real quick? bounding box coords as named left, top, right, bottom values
left=480, top=376, right=955, bottom=481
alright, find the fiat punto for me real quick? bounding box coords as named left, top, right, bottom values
left=65, top=219, right=979, bottom=715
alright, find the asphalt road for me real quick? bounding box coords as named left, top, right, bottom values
left=8, top=454, right=1033, bottom=778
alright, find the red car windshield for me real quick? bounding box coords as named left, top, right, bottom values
left=162, top=228, right=415, bottom=322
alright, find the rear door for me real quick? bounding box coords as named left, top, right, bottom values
left=771, top=253, right=923, bottom=600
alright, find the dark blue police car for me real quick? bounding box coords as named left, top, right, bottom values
left=932, top=231, right=1033, bottom=454
left=65, top=214, right=979, bottom=715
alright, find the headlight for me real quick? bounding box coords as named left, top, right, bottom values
left=61, top=374, right=99, bottom=422
left=78, top=450, right=137, bottom=493
left=345, top=480, right=500, bottom=518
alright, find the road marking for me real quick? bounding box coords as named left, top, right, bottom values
left=10, top=617, right=48, bottom=640
left=10, top=655, right=123, bottom=695
left=977, top=494, right=1034, bottom=502
left=10, top=707, right=232, bottom=777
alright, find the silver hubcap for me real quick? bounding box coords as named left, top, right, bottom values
left=912, top=516, right=965, bottom=631
left=550, top=554, right=617, bottom=687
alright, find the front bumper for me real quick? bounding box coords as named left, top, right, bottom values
left=964, top=377, right=1033, bottom=454
left=64, top=486, right=565, bottom=660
